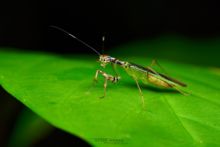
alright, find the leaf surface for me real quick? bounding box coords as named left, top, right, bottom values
left=0, top=49, right=220, bottom=147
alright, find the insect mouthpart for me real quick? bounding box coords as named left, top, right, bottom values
left=99, top=55, right=111, bottom=68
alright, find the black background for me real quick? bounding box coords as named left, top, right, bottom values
left=0, top=0, right=220, bottom=53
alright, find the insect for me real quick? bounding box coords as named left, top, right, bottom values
left=50, top=26, right=187, bottom=108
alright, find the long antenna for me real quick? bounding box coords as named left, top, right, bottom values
left=50, top=25, right=101, bottom=56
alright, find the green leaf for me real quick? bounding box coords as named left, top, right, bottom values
left=0, top=48, right=220, bottom=147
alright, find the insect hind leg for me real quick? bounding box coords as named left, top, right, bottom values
left=150, top=59, right=168, bottom=74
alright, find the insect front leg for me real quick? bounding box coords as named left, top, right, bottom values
left=94, top=70, right=120, bottom=98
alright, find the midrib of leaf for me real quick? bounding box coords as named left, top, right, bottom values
left=163, top=97, right=202, bottom=144
left=179, top=115, right=220, bottom=133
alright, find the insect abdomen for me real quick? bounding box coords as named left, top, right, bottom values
left=147, top=74, right=172, bottom=88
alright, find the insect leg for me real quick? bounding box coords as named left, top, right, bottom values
left=133, top=78, right=145, bottom=109
left=93, top=70, right=100, bottom=84
left=94, top=70, right=120, bottom=98
left=101, top=78, right=108, bottom=98
left=150, top=59, right=167, bottom=74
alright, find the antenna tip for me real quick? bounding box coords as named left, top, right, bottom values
left=102, top=36, right=105, bottom=42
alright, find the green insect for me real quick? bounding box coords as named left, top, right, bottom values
left=51, top=26, right=187, bottom=108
